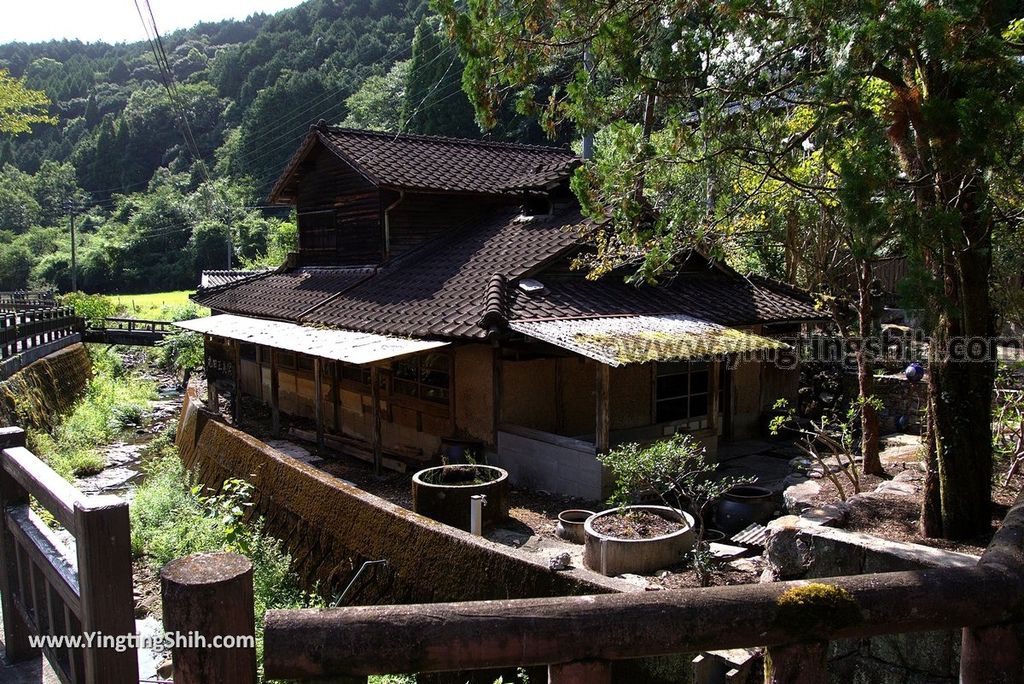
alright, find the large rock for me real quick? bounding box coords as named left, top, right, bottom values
left=783, top=479, right=821, bottom=514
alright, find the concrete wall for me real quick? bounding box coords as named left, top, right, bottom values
left=0, top=342, right=91, bottom=431
left=764, top=523, right=978, bottom=682
left=175, top=390, right=627, bottom=605
left=494, top=425, right=603, bottom=500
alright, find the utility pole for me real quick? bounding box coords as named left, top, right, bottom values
left=66, top=200, right=78, bottom=292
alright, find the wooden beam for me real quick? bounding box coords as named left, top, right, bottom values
left=595, top=363, right=610, bottom=453
left=492, top=348, right=503, bottom=444
left=232, top=341, right=242, bottom=424
left=314, top=357, right=324, bottom=448
left=709, top=359, right=720, bottom=434
left=332, top=362, right=341, bottom=433
left=270, top=350, right=280, bottom=438
left=370, top=365, right=382, bottom=476
left=263, top=565, right=1024, bottom=678
left=548, top=660, right=611, bottom=684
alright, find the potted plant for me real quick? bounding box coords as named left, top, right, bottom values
left=412, top=461, right=510, bottom=532
left=586, top=434, right=751, bottom=579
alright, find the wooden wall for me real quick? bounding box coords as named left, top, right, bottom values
left=384, top=191, right=497, bottom=259
left=295, top=145, right=382, bottom=266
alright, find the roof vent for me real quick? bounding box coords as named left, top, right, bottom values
left=518, top=278, right=545, bottom=295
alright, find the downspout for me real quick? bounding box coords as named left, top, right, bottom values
left=383, top=190, right=405, bottom=261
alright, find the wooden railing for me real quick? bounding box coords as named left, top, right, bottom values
left=0, top=290, right=57, bottom=311
left=0, top=308, right=84, bottom=380
left=156, top=488, right=1024, bottom=683
left=0, top=427, right=138, bottom=684
left=91, top=317, right=176, bottom=334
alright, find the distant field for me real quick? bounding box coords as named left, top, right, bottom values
left=110, top=291, right=209, bottom=320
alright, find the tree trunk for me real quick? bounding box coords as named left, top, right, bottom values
left=920, top=227, right=995, bottom=540
left=856, top=260, right=882, bottom=476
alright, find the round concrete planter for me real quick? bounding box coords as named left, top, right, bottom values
left=412, top=465, right=510, bottom=532
left=713, top=485, right=776, bottom=535
left=555, top=509, right=595, bottom=544
left=582, top=506, right=696, bottom=577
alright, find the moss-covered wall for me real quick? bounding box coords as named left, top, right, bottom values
left=175, top=390, right=627, bottom=605
left=0, top=343, right=92, bottom=431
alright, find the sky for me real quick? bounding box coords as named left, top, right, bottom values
left=0, top=0, right=308, bottom=45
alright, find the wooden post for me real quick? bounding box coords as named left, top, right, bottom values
left=332, top=362, right=341, bottom=433
left=370, top=365, right=382, bottom=476
left=764, top=641, right=827, bottom=684
left=492, top=347, right=503, bottom=435
left=962, top=624, right=1022, bottom=682
left=232, top=341, right=242, bottom=424
left=160, top=552, right=257, bottom=684
left=548, top=660, right=612, bottom=684
left=314, top=357, right=325, bottom=447
left=595, top=363, right=610, bottom=453
left=0, top=427, right=36, bottom=662
left=270, top=349, right=280, bottom=438
left=208, top=382, right=220, bottom=415
left=709, top=359, right=720, bottom=434
left=75, top=495, right=140, bottom=683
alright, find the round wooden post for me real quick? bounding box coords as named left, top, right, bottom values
left=160, top=552, right=257, bottom=684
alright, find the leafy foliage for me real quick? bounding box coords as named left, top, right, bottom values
left=0, top=68, right=55, bottom=134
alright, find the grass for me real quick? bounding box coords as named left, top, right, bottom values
left=110, top=290, right=203, bottom=320
left=29, top=348, right=157, bottom=480
left=130, top=436, right=323, bottom=681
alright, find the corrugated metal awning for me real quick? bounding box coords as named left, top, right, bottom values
left=174, top=314, right=449, bottom=365
left=509, top=314, right=789, bottom=367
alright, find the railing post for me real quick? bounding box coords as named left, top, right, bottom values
left=0, top=427, right=37, bottom=662
left=161, top=552, right=257, bottom=684
left=961, top=624, right=1021, bottom=683
left=764, top=642, right=828, bottom=684
left=548, top=660, right=612, bottom=683
left=75, top=495, right=140, bottom=683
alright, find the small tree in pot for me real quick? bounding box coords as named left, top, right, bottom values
left=598, top=433, right=752, bottom=584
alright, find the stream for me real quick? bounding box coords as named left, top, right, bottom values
left=67, top=370, right=185, bottom=680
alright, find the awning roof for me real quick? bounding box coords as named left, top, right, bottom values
left=508, top=314, right=789, bottom=367
left=174, top=314, right=449, bottom=365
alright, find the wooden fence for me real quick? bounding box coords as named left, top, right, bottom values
left=82, top=318, right=175, bottom=347
left=0, top=308, right=84, bottom=380
left=0, top=427, right=138, bottom=684
left=159, top=487, right=1024, bottom=683
left=0, top=291, right=57, bottom=311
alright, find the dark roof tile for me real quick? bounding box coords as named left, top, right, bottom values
left=301, top=209, right=582, bottom=338
left=298, top=127, right=579, bottom=197
left=507, top=271, right=820, bottom=326
left=194, top=268, right=372, bottom=321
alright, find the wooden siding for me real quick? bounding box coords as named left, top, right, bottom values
left=295, top=145, right=383, bottom=266
left=384, top=191, right=499, bottom=259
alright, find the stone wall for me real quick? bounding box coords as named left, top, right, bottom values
left=0, top=342, right=92, bottom=431
left=764, top=522, right=978, bottom=682
left=175, top=390, right=629, bottom=605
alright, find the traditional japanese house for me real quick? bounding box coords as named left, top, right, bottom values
left=180, top=123, right=820, bottom=499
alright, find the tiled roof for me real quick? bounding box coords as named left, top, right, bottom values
left=194, top=268, right=373, bottom=321
left=302, top=209, right=583, bottom=338
left=199, top=269, right=270, bottom=289
left=506, top=271, right=820, bottom=327
left=275, top=126, right=580, bottom=199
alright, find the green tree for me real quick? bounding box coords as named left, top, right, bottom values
left=342, top=60, right=411, bottom=131
left=0, top=69, right=55, bottom=134
left=400, top=18, right=477, bottom=137
left=440, top=1, right=1024, bottom=539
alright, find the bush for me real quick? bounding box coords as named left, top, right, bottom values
left=60, top=291, right=115, bottom=326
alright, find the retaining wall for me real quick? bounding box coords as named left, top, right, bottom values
left=0, top=342, right=92, bottom=431
left=764, top=522, right=978, bottom=682
left=174, top=390, right=629, bottom=606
